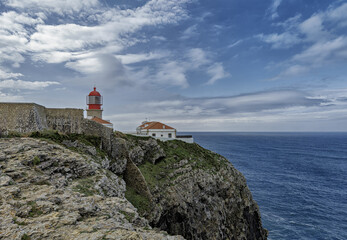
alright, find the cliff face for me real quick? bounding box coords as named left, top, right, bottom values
left=0, top=133, right=267, bottom=240
left=118, top=135, right=268, bottom=240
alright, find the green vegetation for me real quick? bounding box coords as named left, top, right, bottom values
left=27, top=201, right=43, bottom=218
left=21, top=234, right=31, bottom=240
left=33, top=179, right=51, bottom=186
left=120, top=134, right=229, bottom=217
left=120, top=210, right=135, bottom=222
left=124, top=186, right=151, bottom=215
left=0, top=131, right=24, bottom=138
left=72, top=178, right=97, bottom=196
left=32, top=156, right=40, bottom=166
left=29, top=130, right=107, bottom=158
left=13, top=217, right=28, bottom=226
left=136, top=138, right=228, bottom=189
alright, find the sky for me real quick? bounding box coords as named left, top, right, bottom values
left=0, top=0, right=347, bottom=132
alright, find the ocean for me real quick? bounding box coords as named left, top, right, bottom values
left=182, top=132, right=347, bottom=240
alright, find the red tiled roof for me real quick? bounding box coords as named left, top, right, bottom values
left=138, top=121, right=174, bottom=130
left=91, top=117, right=112, bottom=125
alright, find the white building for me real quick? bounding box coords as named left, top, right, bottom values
left=137, top=121, right=176, bottom=139
left=136, top=121, right=194, bottom=143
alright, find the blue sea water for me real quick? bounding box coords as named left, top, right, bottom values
left=182, top=132, right=347, bottom=240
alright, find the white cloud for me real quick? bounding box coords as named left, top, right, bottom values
left=4, top=0, right=100, bottom=15
left=228, top=40, right=243, bottom=48
left=106, top=89, right=347, bottom=131
left=117, top=52, right=169, bottom=65
left=206, top=63, right=230, bottom=85
left=261, top=2, right=347, bottom=79
left=186, top=48, right=210, bottom=68
left=155, top=61, right=189, bottom=88
left=0, top=11, right=42, bottom=67
left=0, top=80, right=60, bottom=90
left=292, top=36, right=347, bottom=64
left=326, top=3, right=347, bottom=27
left=0, top=68, right=23, bottom=80
left=257, top=32, right=301, bottom=49
left=180, top=24, right=198, bottom=40
left=299, top=14, right=329, bottom=42
left=268, top=0, right=282, bottom=20
left=0, top=91, right=23, bottom=101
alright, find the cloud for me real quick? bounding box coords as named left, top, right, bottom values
left=257, top=32, right=301, bottom=49
left=206, top=63, right=230, bottom=85
left=0, top=80, right=60, bottom=90
left=180, top=24, right=198, bottom=40
left=117, top=52, right=169, bottom=65
left=0, top=0, right=197, bottom=94
left=298, top=14, right=329, bottom=42
left=106, top=89, right=346, bottom=131
left=292, top=36, right=347, bottom=64
left=0, top=68, right=23, bottom=79
left=325, top=2, right=347, bottom=27
left=227, top=40, right=243, bottom=48
left=0, top=11, right=42, bottom=67
left=0, top=91, right=23, bottom=101
left=261, top=2, right=347, bottom=79
left=4, top=0, right=100, bottom=15
left=269, top=65, right=308, bottom=81
left=186, top=48, right=210, bottom=68
left=66, top=54, right=131, bottom=89
left=155, top=61, right=189, bottom=88
left=268, top=0, right=282, bottom=20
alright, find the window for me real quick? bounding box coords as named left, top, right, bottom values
left=152, top=133, right=156, bottom=137
left=168, top=133, right=172, bottom=138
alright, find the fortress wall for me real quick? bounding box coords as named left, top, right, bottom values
left=81, top=118, right=114, bottom=152
left=46, top=108, right=84, bottom=134
left=0, top=103, right=48, bottom=134
left=0, top=103, right=114, bottom=151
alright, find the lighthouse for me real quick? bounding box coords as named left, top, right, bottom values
left=86, top=87, right=103, bottom=119
left=86, top=87, right=113, bottom=129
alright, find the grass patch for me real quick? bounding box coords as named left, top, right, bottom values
left=124, top=186, right=151, bottom=215
left=27, top=201, right=43, bottom=218
left=136, top=139, right=228, bottom=190
left=120, top=210, right=135, bottom=222
left=72, top=178, right=97, bottom=196
left=21, top=234, right=31, bottom=240
left=32, top=156, right=40, bottom=166
left=34, top=179, right=51, bottom=186
left=29, top=130, right=108, bottom=159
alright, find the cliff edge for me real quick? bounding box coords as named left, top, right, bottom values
left=0, top=132, right=267, bottom=239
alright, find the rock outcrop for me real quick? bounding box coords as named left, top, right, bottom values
left=0, top=132, right=267, bottom=240
left=0, top=138, right=183, bottom=240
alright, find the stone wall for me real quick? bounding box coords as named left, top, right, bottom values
left=0, top=103, right=48, bottom=134
left=46, top=108, right=84, bottom=134
left=81, top=118, right=114, bottom=152
left=0, top=103, right=114, bottom=146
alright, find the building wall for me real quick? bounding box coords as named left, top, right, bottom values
left=86, top=109, right=103, bottom=119
left=139, top=129, right=176, bottom=138
left=0, top=103, right=48, bottom=134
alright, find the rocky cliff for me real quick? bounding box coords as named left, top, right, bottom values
left=0, top=132, right=267, bottom=240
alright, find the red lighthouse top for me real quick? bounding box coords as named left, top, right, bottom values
left=87, top=87, right=103, bottom=110
left=88, top=87, right=101, bottom=97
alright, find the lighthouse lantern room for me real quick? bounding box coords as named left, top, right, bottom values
left=86, top=87, right=103, bottom=119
